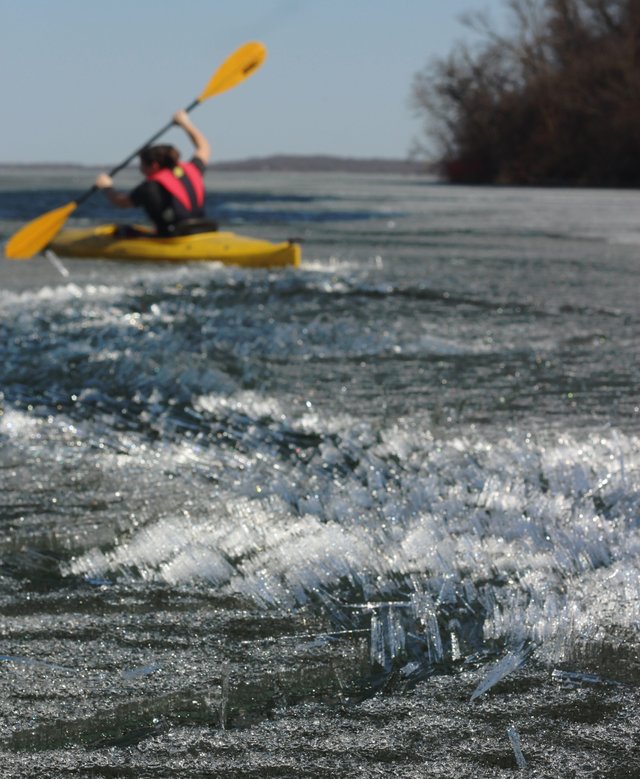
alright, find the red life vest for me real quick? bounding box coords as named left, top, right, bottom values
left=146, top=161, right=205, bottom=221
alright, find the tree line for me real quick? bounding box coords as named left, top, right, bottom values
left=412, top=0, right=640, bottom=185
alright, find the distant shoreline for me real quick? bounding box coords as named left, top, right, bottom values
left=0, top=155, right=427, bottom=175
left=214, top=155, right=426, bottom=174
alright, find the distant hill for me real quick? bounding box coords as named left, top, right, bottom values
left=0, top=156, right=428, bottom=175
left=212, top=155, right=425, bottom=174
left=0, top=162, right=90, bottom=170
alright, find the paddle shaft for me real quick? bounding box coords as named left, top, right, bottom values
left=76, top=97, right=201, bottom=207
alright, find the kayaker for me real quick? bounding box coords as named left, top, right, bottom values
left=95, top=110, right=215, bottom=236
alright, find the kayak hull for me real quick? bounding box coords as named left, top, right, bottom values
left=49, top=225, right=301, bottom=268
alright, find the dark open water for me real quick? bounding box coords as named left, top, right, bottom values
left=1, top=167, right=639, bottom=777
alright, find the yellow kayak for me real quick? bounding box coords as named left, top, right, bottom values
left=49, top=224, right=301, bottom=268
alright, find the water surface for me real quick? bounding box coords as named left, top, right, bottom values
left=1, top=168, right=639, bottom=776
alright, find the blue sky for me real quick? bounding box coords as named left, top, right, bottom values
left=1, top=0, right=507, bottom=165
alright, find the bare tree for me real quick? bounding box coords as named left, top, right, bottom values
left=412, top=0, right=640, bottom=185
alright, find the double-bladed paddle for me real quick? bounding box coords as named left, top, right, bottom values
left=4, top=41, right=266, bottom=260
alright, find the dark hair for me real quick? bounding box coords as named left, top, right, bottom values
left=139, top=144, right=180, bottom=169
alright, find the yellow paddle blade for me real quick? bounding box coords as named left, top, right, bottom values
left=198, top=41, right=267, bottom=102
left=5, top=201, right=78, bottom=259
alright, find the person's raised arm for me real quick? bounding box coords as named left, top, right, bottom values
left=173, top=110, right=211, bottom=165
